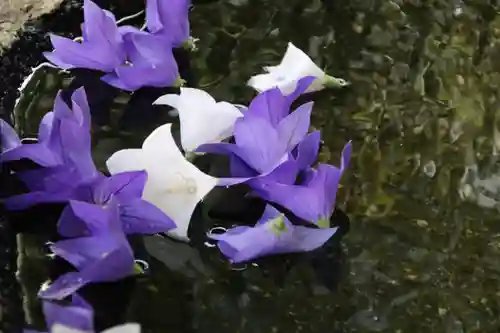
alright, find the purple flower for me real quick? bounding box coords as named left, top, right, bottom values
left=252, top=142, right=352, bottom=228
left=244, top=76, right=317, bottom=127
left=146, top=0, right=191, bottom=47
left=44, top=0, right=125, bottom=73
left=1, top=88, right=96, bottom=177
left=39, top=202, right=136, bottom=300
left=2, top=87, right=175, bottom=236
left=208, top=205, right=338, bottom=263
left=5, top=170, right=176, bottom=236
left=196, top=100, right=313, bottom=185
left=101, top=27, right=180, bottom=91
left=44, top=0, right=179, bottom=91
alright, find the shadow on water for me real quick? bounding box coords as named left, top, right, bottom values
left=7, top=0, right=500, bottom=332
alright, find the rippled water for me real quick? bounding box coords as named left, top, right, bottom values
left=13, top=0, right=500, bottom=332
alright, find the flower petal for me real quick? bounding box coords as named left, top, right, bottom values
left=102, top=323, right=141, bottom=333
left=155, top=88, right=242, bottom=152
left=0, top=118, right=21, bottom=151
left=284, top=225, right=338, bottom=252
left=140, top=123, right=217, bottom=241
left=38, top=272, right=89, bottom=301
left=106, top=149, right=145, bottom=175
left=57, top=200, right=109, bottom=238
left=3, top=190, right=72, bottom=210
left=233, top=116, right=286, bottom=172
left=42, top=298, right=94, bottom=332
left=46, top=35, right=116, bottom=72
left=119, top=199, right=177, bottom=235
left=277, top=101, right=313, bottom=151
left=93, top=171, right=147, bottom=204
left=294, top=131, right=321, bottom=169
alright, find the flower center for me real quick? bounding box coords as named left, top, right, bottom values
left=268, top=214, right=288, bottom=236
left=163, top=172, right=197, bottom=194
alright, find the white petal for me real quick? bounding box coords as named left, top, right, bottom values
left=247, top=73, right=281, bottom=92
left=141, top=123, right=217, bottom=241
left=106, top=149, right=145, bottom=175
left=102, top=323, right=141, bottom=333
left=157, top=88, right=242, bottom=152
left=51, top=324, right=90, bottom=333
left=247, top=42, right=326, bottom=95
left=153, top=93, right=181, bottom=109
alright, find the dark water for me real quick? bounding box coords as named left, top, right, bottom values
left=10, top=0, right=500, bottom=332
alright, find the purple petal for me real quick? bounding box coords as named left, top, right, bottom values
left=210, top=225, right=271, bottom=263
left=70, top=88, right=91, bottom=129
left=255, top=205, right=282, bottom=225
left=145, top=0, right=162, bottom=33
left=294, top=131, right=320, bottom=169
left=42, top=299, right=94, bottom=331
left=233, top=116, right=286, bottom=172
left=57, top=201, right=109, bottom=238
left=247, top=88, right=287, bottom=127
left=38, top=272, right=88, bottom=300
left=82, top=0, right=124, bottom=66
left=146, top=0, right=191, bottom=46
left=70, top=293, right=92, bottom=310
left=108, top=63, right=179, bottom=91
left=17, top=167, right=80, bottom=193
left=209, top=212, right=295, bottom=263
left=246, top=76, right=316, bottom=127
left=284, top=76, right=317, bottom=104
left=92, top=171, right=147, bottom=204
left=229, top=154, right=257, bottom=178
left=123, top=31, right=176, bottom=67
left=119, top=199, right=176, bottom=234
left=46, top=35, right=116, bottom=72
left=277, top=101, right=313, bottom=151
left=50, top=235, right=117, bottom=269
left=0, top=118, right=20, bottom=151
left=278, top=225, right=337, bottom=252
left=81, top=238, right=135, bottom=282
left=37, top=112, right=55, bottom=143
left=195, top=142, right=243, bottom=157
left=249, top=160, right=299, bottom=191
left=3, top=190, right=72, bottom=210
left=0, top=144, right=60, bottom=166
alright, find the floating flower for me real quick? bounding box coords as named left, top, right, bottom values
left=44, top=0, right=126, bottom=73
left=1, top=88, right=95, bottom=177
left=57, top=172, right=176, bottom=237
left=44, top=0, right=179, bottom=91
left=106, top=123, right=217, bottom=241
left=2, top=89, right=175, bottom=237
left=247, top=42, right=349, bottom=95
left=39, top=202, right=136, bottom=300
left=146, top=0, right=191, bottom=47
left=153, top=88, right=243, bottom=153
left=196, top=100, right=313, bottom=185
left=101, top=27, right=180, bottom=91
left=252, top=143, right=352, bottom=228
left=208, top=205, right=338, bottom=263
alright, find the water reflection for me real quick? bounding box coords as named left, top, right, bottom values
left=11, top=0, right=500, bottom=332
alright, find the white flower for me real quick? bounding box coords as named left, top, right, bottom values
left=153, top=88, right=243, bottom=153
left=248, top=42, right=349, bottom=95
left=51, top=323, right=140, bottom=333
left=106, top=123, right=217, bottom=241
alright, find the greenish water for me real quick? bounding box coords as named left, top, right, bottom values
left=16, top=0, right=500, bottom=332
